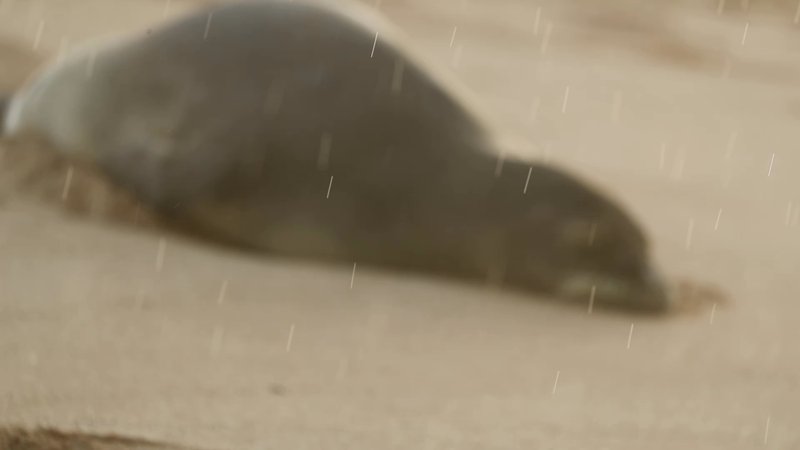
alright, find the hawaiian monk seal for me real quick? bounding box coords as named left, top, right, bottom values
left=1, top=0, right=672, bottom=312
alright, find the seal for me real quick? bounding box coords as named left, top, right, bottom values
left=1, top=0, right=672, bottom=312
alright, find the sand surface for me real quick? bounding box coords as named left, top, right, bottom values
left=0, top=0, right=798, bottom=449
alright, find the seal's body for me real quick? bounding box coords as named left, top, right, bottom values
left=2, top=0, right=671, bottom=312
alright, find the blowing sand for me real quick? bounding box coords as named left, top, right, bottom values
left=0, top=0, right=798, bottom=449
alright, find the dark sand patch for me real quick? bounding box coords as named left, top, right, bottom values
left=0, top=428, right=194, bottom=450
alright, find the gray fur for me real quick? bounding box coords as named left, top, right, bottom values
left=3, top=0, right=671, bottom=312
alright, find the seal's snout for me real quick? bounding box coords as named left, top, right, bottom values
left=637, top=267, right=673, bottom=312
left=556, top=265, right=673, bottom=313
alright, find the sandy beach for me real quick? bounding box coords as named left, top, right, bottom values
left=0, top=0, right=798, bottom=448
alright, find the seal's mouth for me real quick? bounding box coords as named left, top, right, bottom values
left=556, top=267, right=673, bottom=313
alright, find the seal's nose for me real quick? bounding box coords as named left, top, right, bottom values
left=637, top=267, right=673, bottom=312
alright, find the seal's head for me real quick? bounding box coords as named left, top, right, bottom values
left=493, top=163, right=671, bottom=313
